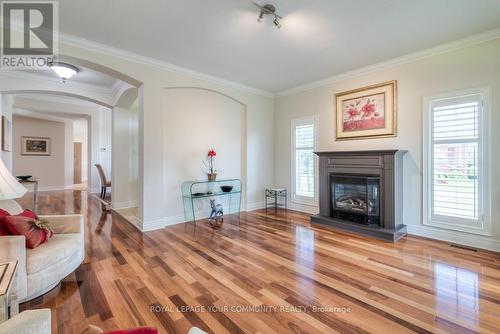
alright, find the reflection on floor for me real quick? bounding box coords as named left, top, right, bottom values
left=113, top=206, right=140, bottom=227
left=16, top=190, right=500, bottom=334
left=434, top=262, right=480, bottom=316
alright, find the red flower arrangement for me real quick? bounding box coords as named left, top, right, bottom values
left=203, top=149, right=218, bottom=180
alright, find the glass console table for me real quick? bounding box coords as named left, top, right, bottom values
left=0, top=261, right=18, bottom=324
left=181, top=178, right=241, bottom=225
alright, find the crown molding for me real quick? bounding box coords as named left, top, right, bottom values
left=277, top=27, right=500, bottom=97
left=58, top=33, right=275, bottom=98
left=13, top=93, right=101, bottom=109
left=0, top=70, right=116, bottom=102
left=13, top=108, right=74, bottom=124
left=6, top=27, right=498, bottom=100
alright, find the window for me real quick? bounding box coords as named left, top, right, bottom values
left=423, top=88, right=491, bottom=234
left=292, top=117, right=317, bottom=205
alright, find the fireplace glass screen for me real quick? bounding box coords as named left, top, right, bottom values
left=331, top=175, right=380, bottom=225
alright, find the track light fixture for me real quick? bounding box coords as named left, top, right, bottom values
left=253, top=3, right=282, bottom=29
left=273, top=16, right=281, bottom=29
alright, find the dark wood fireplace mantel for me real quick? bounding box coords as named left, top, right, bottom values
left=311, top=150, right=407, bottom=241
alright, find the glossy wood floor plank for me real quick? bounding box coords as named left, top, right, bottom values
left=17, top=191, right=500, bottom=334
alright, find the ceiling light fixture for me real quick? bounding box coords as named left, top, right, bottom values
left=48, top=62, right=79, bottom=83
left=253, top=3, right=282, bottom=29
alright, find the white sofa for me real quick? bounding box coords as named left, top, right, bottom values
left=0, top=309, right=51, bottom=334
left=0, top=202, right=85, bottom=302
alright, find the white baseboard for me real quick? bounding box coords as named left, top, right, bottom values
left=139, top=204, right=260, bottom=232
left=407, top=224, right=500, bottom=252
left=140, top=217, right=173, bottom=232
left=246, top=201, right=266, bottom=211
left=272, top=204, right=500, bottom=252
left=130, top=201, right=500, bottom=253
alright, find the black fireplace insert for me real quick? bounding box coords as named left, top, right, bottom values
left=330, top=174, right=380, bottom=225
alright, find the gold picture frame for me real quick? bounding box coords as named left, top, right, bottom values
left=21, top=136, right=51, bottom=156
left=335, top=80, right=397, bottom=141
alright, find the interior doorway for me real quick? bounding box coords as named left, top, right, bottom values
left=73, top=142, right=82, bottom=184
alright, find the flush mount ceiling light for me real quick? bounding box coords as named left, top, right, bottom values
left=253, top=3, right=282, bottom=28
left=48, top=62, right=79, bottom=82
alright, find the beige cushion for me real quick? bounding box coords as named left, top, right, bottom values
left=26, top=234, right=81, bottom=274
left=0, top=309, right=51, bottom=334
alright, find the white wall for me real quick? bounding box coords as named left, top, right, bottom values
left=162, top=88, right=244, bottom=222
left=9, top=96, right=113, bottom=193
left=12, top=115, right=67, bottom=189
left=53, top=38, right=274, bottom=231
left=73, top=118, right=88, bottom=182
left=98, top=108, right=112, bottom=182
left=0, top=94, right=14, bottom=170
left=112, top=99, right=139, bottom=209
left=275, top=39, right=500, bottom=251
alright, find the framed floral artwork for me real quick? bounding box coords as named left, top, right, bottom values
left=335, top=80, right=397, bottom=140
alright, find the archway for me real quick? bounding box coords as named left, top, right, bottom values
left=0, top=56, right=144, bottom=223
left=162, top=87, right=248, bottom=222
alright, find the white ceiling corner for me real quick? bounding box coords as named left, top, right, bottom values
left=57, top=0, right=500, bottom=93
left=277, top=27, right=500, bottom=96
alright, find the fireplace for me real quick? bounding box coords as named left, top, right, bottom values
left=331, top=174, right=380, bottom=225
left=311, top=150, right=407, bottom=241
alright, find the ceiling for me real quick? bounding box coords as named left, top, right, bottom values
left=20, top=66, right=119, bottom=88
left=13, top=93, right=104, bottom=108
left=59, top=0, right=500, bottom=93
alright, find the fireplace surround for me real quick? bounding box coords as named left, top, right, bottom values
left=311, top=150, right=407, bottom=241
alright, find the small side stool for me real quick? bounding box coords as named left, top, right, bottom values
left=265, top=188, right=287, bottom=211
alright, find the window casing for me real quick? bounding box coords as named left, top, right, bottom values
left=292, top=117, right=318, bottom=205
left=423, top=88, right=491, bottom=235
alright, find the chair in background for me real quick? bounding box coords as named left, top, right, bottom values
left=95, top=164, right=111, bottom=199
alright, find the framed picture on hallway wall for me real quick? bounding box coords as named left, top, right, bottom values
left=21, top=136, right=51, bottom=156
left=2, top=116, right=12, bottom=152
left=335, top=80, right=397, bottom=140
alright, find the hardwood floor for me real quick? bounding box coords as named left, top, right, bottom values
left=17, top=191, right=500, bottom=334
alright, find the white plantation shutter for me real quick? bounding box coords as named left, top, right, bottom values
left=292, top=118, right=317, bottom=203
left=428, top=93, right=484, bottom=228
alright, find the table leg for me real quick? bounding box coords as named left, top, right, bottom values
left=265, top=192, right=268, bottom=213
left=0, top=296, right=7, bottom=323
left=9, top=292, right=18, bottom=317
left=33, top=181, right=38, bottom=213
left=191, top=197, right=196, bottom=227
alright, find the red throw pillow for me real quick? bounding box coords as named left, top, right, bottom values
left=18, top=209, right=38, bottom=219
left=103, top=329, right=158, bottom=334
left=0, top=209, right=39, bottom=236
left=0, top=209, right=10, bottom=236
left=4, top=216, right=53, bottom=249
